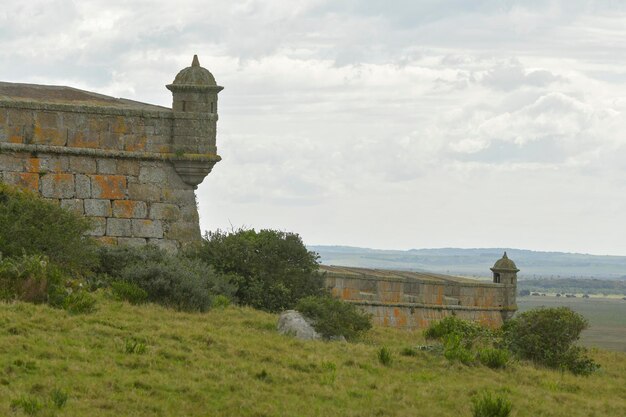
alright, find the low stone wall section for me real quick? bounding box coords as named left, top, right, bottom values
left=325, top=271, right=516, bottom=329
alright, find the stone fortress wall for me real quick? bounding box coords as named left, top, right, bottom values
left=0, top=56, right=222, bottom=251
left=322, top=253, right=518, bottom=329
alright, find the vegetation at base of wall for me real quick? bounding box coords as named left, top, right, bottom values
left=425, top=309, right=599, bottom=375
left=110, top=281, right=148, bottom=305
left=189, top=228, right=324, bottom=312
left=0, top=253, right=94, bottom=314
left=97, top=245, right=237, bottom=312
left=0, top=182, right=97, bottom=275
left=471, top=391, right=512, bottom=417
left=476, top=347, right=510, bottom=369
left=1, top=296, right=624, bottom=417
left=295, top=295, right=372, bottom=341
left=424, top=315, right=489, bottom=342
left=503, top=307, right=599, bottom=375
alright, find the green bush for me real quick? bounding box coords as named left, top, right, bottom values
left=425, top=316, right=510, bottom=368
left=0, top=183, right=96, bottom=274
left=62, top=291, right=97, bottom=314
left=111, top=281, right=148, bottom=305
left=118, top=251, right=237, bottom=312
left=377, top=346, right=393, bottom=366
left=504, top=307, right=598, bottom=375
left=190, top=228, right=324, bottom=312
left=0, top=253, right=65, bottom=303
left=471, top=391, right=512, bottom=417
left=424, top=315, right=486, bottom=341
left=477, top=348, right=510, bottom=369
left=94, top=245, right=164, bottom=279
left=443, top=334, right=476, bottom=365
left=296, top=295, right=372, bottom=341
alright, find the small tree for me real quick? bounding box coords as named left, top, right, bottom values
left=504, top=307, right=598, bottom=375
left=190, top=228, right=324, bottom=312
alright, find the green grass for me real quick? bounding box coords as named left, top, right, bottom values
left=1, top=294, right=625, bottom=417
left=518, top=296, right=626, bottom=352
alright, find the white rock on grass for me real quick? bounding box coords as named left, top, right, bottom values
left=277, top=310, right=320, bottom=340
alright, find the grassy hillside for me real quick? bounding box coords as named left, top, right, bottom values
left=1, top=296, right=625, bottom=417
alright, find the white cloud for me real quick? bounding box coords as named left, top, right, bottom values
left=2, top=0, right=626, bottom=254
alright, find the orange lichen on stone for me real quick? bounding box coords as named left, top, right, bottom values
left=32, top=122, right=65, bottom=146
left=112, top=200, right=146, bottom=218
left=341, top=287, right=358, bottom=300
left=112, top=116, right=127, bottom=134
left=391, top=308, right=408, bottom=327
left=436, top=287, right=443, bottom=305
left=26, top=158, right=41, bottom=173
left=124, top=135, right=147, bottom=152
left=14, top=173, right=39, bottom=192
left=113, top=200, right=135, bottom=218
left=8, top=126, right=23, bottom=143
left=68, top=131, right=99, bottom=148
left=91, top=175, right=127, bottom=199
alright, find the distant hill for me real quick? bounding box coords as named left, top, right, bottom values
left=308, top=246, right=626, bottom=280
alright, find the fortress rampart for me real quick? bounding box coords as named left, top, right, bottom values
left=0, top=56, right=222, bottom=251
left=323, top=254, right=518, bottom=329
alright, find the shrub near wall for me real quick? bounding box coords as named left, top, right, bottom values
left=95, top=245, right=237, bottom=312
left=192, top=229, right=324, bottom=312
left=0, top=183, right=96, bottom=274
left=504, top=307, right=599, bottom=375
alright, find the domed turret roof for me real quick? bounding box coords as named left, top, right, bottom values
left=169, top=55, right=217, bottom=88
left=491, top=252, right=519, bottom=272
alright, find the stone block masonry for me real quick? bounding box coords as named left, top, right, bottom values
left=322, top=257, right=518, bottom=329
left=0, top=56, right=223, bottom=251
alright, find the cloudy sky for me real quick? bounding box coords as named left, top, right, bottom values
left=2, top=1, right=625, bottom=255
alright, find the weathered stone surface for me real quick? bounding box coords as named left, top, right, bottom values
left=277, top=310, right=320, bottom=340
left=75, top=174, right=91, bottom=198
left=0, top=154, right=23, bottom=171
left=166, top=222, right=200, bottom=241
left=139, top=165, right=167, bottom=184
left=84, top=199, right=112, bottom=217
left=69, top=156, right=97, bottom=174
left=118, top=237, right=148, bottom=247
left=117, top=160, right=140, bottom=176
left=97, top=158, right=117, bottom=174
left=3, top=172, right=39, bottom=192
left=113, top=200, right=148, bottom=218
left=148, top=238, right=179, bottom=253
left=91, top=175, right=126, bottom=199
left=86, top=217, right=107, bottom=237
left=149, top=203, right=180, bottom=220
left=128, top=183, right=161, bottom=202
left=132, top=219, right=163, bottom=238
left=106, top=218, right=131, bottom=237
left=41, top=173, right=74, bottom=198
left=60, top=199, right=84, bottom=215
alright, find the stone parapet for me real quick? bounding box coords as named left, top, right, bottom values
left=322, top=265, right=517, bottom=329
